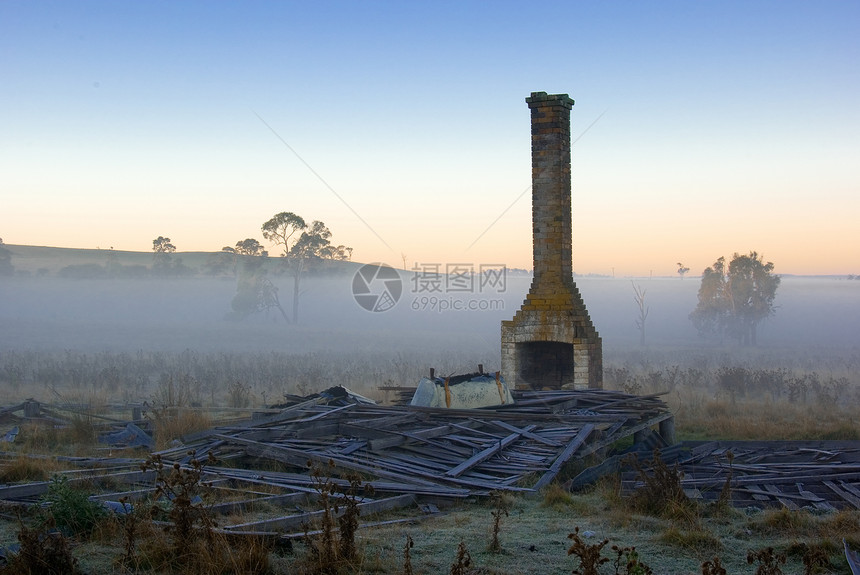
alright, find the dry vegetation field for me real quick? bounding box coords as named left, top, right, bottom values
left=1, top=252, right=859, bottom=573
left=0, top=344, right=859, bottom=574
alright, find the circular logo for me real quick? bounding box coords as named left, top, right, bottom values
left=352, top=263, right=402, bottom=312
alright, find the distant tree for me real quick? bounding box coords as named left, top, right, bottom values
left=0, top=238, right=13, bottom=277
left=321, top=244, right=353, bottom=261
left=632, top=282, right=649, bottom=347
left=261, top=213, right=351, bottom=323
left=234, top=238, right=268, bottom=257
left=152, top=236, right=176, bottom=253
left=229, top=268, right=288, bottom=322
left=290, top=220, right=331, bottom=259
left=58, top=263, right=107, bottom=279
left=676, top=262, right=690, bottom=279
left=689, top=251, right=780, bottom=346
left=689, top=256, right=728, bottom=339
left=203, top=250, right=234, bottom=276
left=151, top=236, right=190, bottom=276
left=261, top=212, right=306, bottom=255
left=286, top=220, right=348, bottom=322
left=208, top=238, right=269, bottom=277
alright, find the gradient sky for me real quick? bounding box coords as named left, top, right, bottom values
left=2, top=1, right=858, bottom=276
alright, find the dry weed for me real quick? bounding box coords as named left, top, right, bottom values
left=658, top=526, right=722, bottom=555
left=0, top=454, right=62, bottom=482
left=748, top=508, right=815, bottom=535
left=567, top=526, right=610, bottom=575
left=402, top=533, right=414, bottom=575
left=488, top=491, right=510, bottom=553
left=148, top=407, right=212, bottom=449
left=785, top=541, right=835, bottom=575
left=625, top=449, right=695, bottom=523
left=450, top=540, right=472, bottom=575
left=611, top=544, right=653, bottom=575
left=747, top=546, right=787, bottom=575
left=701, top=556, right=727, bottom=575
left=541, top=483, right=581, bottom=512
left=4, top=518, right=80, bottom=575
left=818, top=508, right=860, bottom=536
left=294, top=462, right=370, bottom=574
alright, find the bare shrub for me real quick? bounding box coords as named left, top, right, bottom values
left=0, top=455, right=61, bottom=483
left=142, top=451, right=219, bottom=569
left=146, top=406, right=211, bottom=449
left=449, top=540, right=471, bottom=575
left=747, top=547, right=787, bottom=575
left=488, top=490, right=510, bottom=553
left=5, top=518, right=79, bottom=575
left=567, top=526, right=610, bottom=575
left=298, top=461, right=370, bottom=573
left=612, top=545, right=652, bottom=575
left=625, top=449, right=693, bottom=521
left=701, top=556, right=726, bottom=575
left=658, top=526, right=722, bottom=554
left=402, top=534, right=414, bottom=575
left=226, top=380, right=253, bottom=408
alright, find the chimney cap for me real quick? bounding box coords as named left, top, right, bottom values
left=526, top=92, right=574, bottom=108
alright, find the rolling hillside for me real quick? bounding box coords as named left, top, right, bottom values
left=1, top=244, right=360, bottom=277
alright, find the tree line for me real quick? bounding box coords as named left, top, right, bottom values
left=0, top=213, right=352, bottom=324
left=0, top=233, right=847, bottom=345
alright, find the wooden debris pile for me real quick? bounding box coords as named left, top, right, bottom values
left=159, top=387, right=673, bottom=497
left=617, top=440, right=860, bottom=511
left=0, top=387, right=672, bottom=537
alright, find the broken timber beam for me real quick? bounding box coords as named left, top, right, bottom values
left=444, top=425, right=536, bottom=478
left=223, top=493, right=415, bottom=532
left=532, top=423, right=596, bottom=491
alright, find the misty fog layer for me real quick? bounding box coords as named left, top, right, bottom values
left=2, top=275, right=858, bottom=362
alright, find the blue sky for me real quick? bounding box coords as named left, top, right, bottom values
left=2, top=1, right=858, bottom=275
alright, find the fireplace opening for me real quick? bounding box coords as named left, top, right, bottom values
left=516, top=341, right=574, bottom=389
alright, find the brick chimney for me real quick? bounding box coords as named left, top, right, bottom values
left=501, top=92, right=603, bottom=389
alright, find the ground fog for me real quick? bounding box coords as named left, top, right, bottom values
left=0, top=273, right=858, bottom=401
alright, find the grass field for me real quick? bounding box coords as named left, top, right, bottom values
left=1, top=344, right=858, bottom=574
left=1, top=246, right=859, bottom=573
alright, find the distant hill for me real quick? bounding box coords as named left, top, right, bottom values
left=0, top=244, right=362, bottom=278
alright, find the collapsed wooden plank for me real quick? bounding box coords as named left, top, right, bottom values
left=207, top=492, right=311, bottom=516
left=223, top=493, right=415, bottom=532
left=445, top=426, right=536, bottom=478
left=532, top=423, right=596, bottom=491
left=0, top=469, right=156, bottom=501
left=762, top=484, right=799, bottom=510
left=824, top=480, right=860, bottom=509
left=577, top=413, right=673, bottom=458
left=795, top=483, right=837, bottom=512
left=488, top=420, right=563, bottom=447
left=366, top=424, right=459, bottom=451
left=608, top=440, right=860, bottom=511
left=225, top=434, right=445, bottom=489
left=683, top=471, right=860, bottom=488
